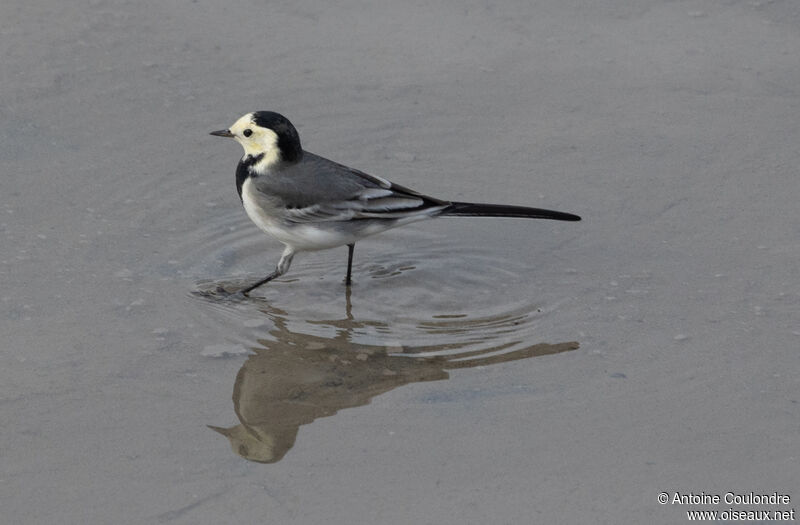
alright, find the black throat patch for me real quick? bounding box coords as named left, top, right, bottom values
left=235, top=153, right=264, bottom=201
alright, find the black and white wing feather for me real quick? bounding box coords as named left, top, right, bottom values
left=251, top=152, right=447, bottom=224
left=247, top=151, right=580, bottom=225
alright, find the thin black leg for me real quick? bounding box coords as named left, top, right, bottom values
left=345, top=243, right=355, bottom=286
left=239, top=247, right=295, bottom=296
left=240, top=270, right=280, bottom=296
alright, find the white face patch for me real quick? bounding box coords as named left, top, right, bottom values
left=227, top=113, right=282, bottom=172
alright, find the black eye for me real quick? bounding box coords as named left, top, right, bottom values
left=243, top=129, right=253, bottom=137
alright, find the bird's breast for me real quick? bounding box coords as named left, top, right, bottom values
left=241, top=177, right=352, bottom=250
left=241, top=177, right=287, bottom=236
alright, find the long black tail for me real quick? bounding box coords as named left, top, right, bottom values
left=441, top=201, right=581, bottom=221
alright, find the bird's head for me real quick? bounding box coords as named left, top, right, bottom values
left=211, top=111, right=302, bottom=171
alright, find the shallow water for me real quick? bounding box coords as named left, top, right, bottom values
left=183, top=215, right=571, bottom=342
left=185, top=221, right=580, bottom=462
left=5, top=1, right=799, bottom=523
left=196, top=289, right=578, bottom=462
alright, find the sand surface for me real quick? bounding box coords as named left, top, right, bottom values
left=2, top=1, right=798, bottom=523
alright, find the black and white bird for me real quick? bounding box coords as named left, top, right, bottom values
left=210, top=111, right=581, bottom=295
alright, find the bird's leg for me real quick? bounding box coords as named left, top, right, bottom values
left=345, top=243, right=355, bottom=286
left=241, top=246, right=295, bottom=295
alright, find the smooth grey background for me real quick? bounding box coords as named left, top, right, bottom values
left=2, top=1, right=798, bottom=523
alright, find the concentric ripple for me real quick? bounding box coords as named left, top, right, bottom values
left=180, top=211, right=580, bottom=463
left=179, top=212, right=575, bottom=359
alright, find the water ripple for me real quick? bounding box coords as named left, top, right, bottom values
left=182, top=212, right=580, bottom=463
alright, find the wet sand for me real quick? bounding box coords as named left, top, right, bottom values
left=3, top=1, right=798, bottom=523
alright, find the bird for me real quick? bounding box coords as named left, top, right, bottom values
left=210, top=111, right=581, bottom=295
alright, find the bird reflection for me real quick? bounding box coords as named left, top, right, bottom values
left=207, top=297, right=579, bottom=463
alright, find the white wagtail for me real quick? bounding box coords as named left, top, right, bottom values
left=210, top=111, right=581, bottom=294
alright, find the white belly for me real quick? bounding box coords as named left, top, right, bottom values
left=241, top=178, right=359, bottom=251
